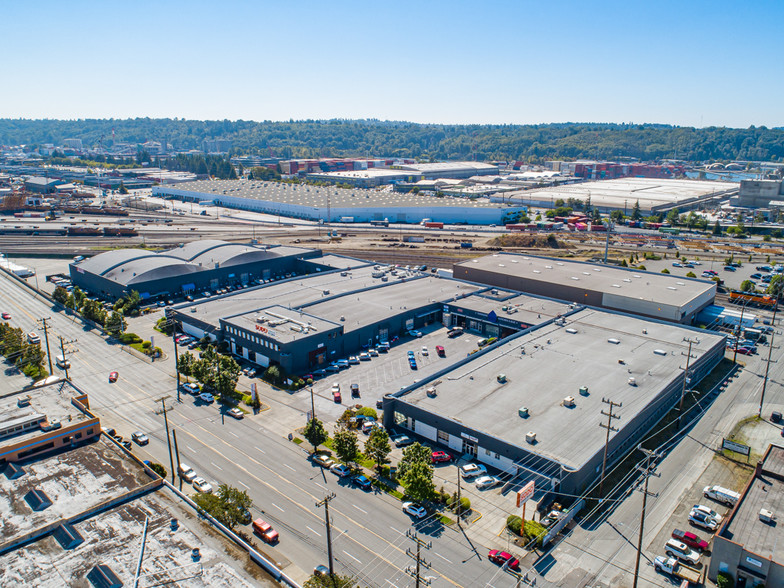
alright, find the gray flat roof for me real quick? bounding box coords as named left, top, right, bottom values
left=401, top=308, right=725, bottom=470
left=457, top=253, right=715, bottom=307
left=225, top=305, right=339, bottom=344
left=309, top=254, right=372, bottom=269
left=302, top=277, right=481, bottom=333
left=179, top=266, right=384, bottom=326
left=722, top=445, right=784, bottom=563
left=158, top=179, right=512, bottom=210
left=452, top=290, right=573, bottom=324
left=0, top=384, right=91, bottom=454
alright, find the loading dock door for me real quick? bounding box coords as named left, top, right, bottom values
left=462, top=438, right=477, bottom=457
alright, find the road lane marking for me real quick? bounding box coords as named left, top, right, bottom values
left=284, top=464, right=296, bottom=472
left=306, top=525, right=322, bottom=537
left=435, top=553, right=452, bottom=563
left=315, top=482, right=327, bottom=490
left=385, top=581, right=399, bottom=588
left=343, top=550, right=361, bottom=564
left=389, top=526, right=404, bottom=535
left=271, top=502, right=284, bottom=512
left=257, top=447, right=266, bottom=454
left=211, top=462, right=223, bottom=471
left=187, top=445, right=196, bottom=453
left=230, top=431, right=239, bottom=438
left=353, top=504, right=367, bottom=514
left=239, top=481, right=249, bottom=489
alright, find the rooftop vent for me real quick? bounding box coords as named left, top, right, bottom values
left=426, top=387, right=437, bottom=398
left=25, top=488, right=52, bottom=511
left=565, top=328, right=577, bottom=334
left=53, top=522, right=84, bottom=550
left=628, top=377, right=637, bottom=386
left=563, top=396, right=575, bottom=408
left=86, top=564, right=122, bottom=588
left=518, top=407, right=529, bottom=418
left=526, top=431, right=537, bottom=444
left=579, top=386, right=589, bottom=396
left=17, top=395, right=31, bottom=407
left=4, top=463, right=25, bottom=480
left=653, top=349, right=667, bottom=356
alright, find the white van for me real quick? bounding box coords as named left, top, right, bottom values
left=704, top=485, right=740, bottom=506
left=55, top=354, right=71, bottom=369
left=27, top=332, right=41, bottom=345
left=178, top=463, right=197, bottom=483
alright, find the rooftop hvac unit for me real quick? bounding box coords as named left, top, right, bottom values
left=563, top=396, right=575, bottom=408
left=526, top=431, right=537, bottom=444
left=579, top=386, right=589, bottom=396
left=653, top=349, right=667, bottom=356
left=426, top=387, right=437, bottom=398
left=628, top=377, right=637, bottom=386
left=565, top=327, right=577, bottom=334
left=518, top=407, right=529, bottom=418
left=608, top=338, right=620, bottom=344
left=760, top=508, right=776, bottom=523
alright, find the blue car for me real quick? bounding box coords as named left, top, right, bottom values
left=353, top=475, right=372, bottom=490
left=407, top=350, right=415, bottom=358
left=409, top=360, right=417, bottom=370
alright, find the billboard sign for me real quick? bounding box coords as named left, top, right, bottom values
left=516, top=481, right=535, bottom=508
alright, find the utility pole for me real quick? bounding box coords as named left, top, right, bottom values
left=733, top=301, right=748, bottom=364
left=57, top=335, right=77, bottom=380
left=38, top=317, right=54, bottom=375
left=168, top=317, right=181, bottom=402
left=405, top=530, right=432, bottom=587
left=599, top=398, right=622, bottom=496
left=156, top=396, right=175, bottom=484
left=759, top=297, right=780, bottom=417
left=310, top=387, right=316, bottom=421
left=677, top=337, right=700, bottom=430
left=172, top=429, right=183, bottom=490
left=316, top=493, right=336, bottom=577
left=632, top=447, right=660, bottom=588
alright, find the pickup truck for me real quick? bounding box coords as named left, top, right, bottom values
left=654, top=556, right=701, bottom=584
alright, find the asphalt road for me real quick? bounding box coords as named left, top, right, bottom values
left=0, top=271, right=525, bottom=588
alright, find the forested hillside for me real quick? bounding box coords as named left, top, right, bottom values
left=2, top=119, right=783, bottom=163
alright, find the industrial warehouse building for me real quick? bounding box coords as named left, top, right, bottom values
left=453, top=253, right=716, bottom=324
left=152, top=179, right=523, bottom=224
left=381, top=308, right=726, bottom=495
left=306, top=161, right=500, bottom=187
left=709, top=444, right=784, bottom=586
left=168, top=258, right=575, bottom=375
left=69, top=240, right=326, bottom=300
left=499, top=177, right=738, bottom=213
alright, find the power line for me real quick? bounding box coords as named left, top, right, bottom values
left=599, top=397, right=622, bottom=496
left=632, top=447, right=660, bottom=588
left=316, top=492, right=337, bottom=578
left=405, top=530, right=432, bottom=588
left=37, top=316, right=54, bottom=375
left=676, top=336, right=699, bottom=430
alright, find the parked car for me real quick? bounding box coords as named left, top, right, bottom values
left=664, top=539, right=701, bottom=565
left=431, top=451, right=452, bottom=464
left=348, top=356, right=360, bottom=365
left=181, top=382, right=200, bottom=394
left=350, top=383, right=360, bottom=397
left=199, top=392, right=215, bottom=403
left=227, top=407, right=244, bottom=419
left=332, top=383, right=342, bottom=403
left=330, top=464, right=351, bottom=477
left=488, top=550, right=520, bottom=570
left=402, top=502, right=427, bottom=519
left=192, top=477, right=213, bottom=493
left=252, top=518, right=279, bottom=543
left=421, top=346, right=429, bottom=356
left=368, top=348, right=379, bottom=357
left=108, top=371, right=119, bottom=383
left=1, top=312, right=10, bottom=320
left=723, top=266, right=736, bottom=272
left=689, top=506, right=721, bottom=530
left=313, top=453, right=335, bottom=468
left=359, top=352, right=371, bottom=361
left=475, top=475, right=501, bottom=490
left=671, top=529, right=709, bottom=552
left=352, top=474, right=372, bottom=490
left=672, top=262, right=683, bottom=267
left=460, top=463, right=488, bottom=479
left=131, top=431, right=149, bottom=446
left=435, top=345, right=445, bottom=357
left=392, top=434, right=413, bottom=447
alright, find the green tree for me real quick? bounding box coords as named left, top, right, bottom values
left=178, top=352, right=195, bottom=376
left=631, top=200, right=642, bottom=220
left=767, top=275, right=784, bottom=298
left=149, top=463, right=167, bottom=478
left=610, top=210, right=624, bottom=222
left=118, top=182, right=129, bottom=195
left=365, top=428, right=391, bottom=475
left=661, top=268, right=670, bottom=274
left=304, top=573, right=357, bottom=588
left=82, top=299, right=107, bottom=325
left=397, top=442, right=431, bottom=479
left=192, top=484, right=252, bottom=530
left=686, top=271, right=697, bottom=278
left=122, top=290, right=142, bottom=316
left=666, top=208, right=680, bottom=226
left=52, top=286, right=69, bottom=305
left=712, top=220, right=722, bottom=235
left=332, top=429, right=359, bottom=464
left=401, top=460, right=435, bottom=502
left=215, top=354, right=241, bottom=399
left=105, top=311, right=127, bottom=336
left=303, top=418, right=328, bottom=451
left=740, top=280, right=756, bottom=292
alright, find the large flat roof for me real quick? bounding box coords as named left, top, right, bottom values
left=177, top=265, right=385, bottom=326
left=225, top=305, right=339, bottom=344
left=451, top=290, right=573, bottom=325
left=457, top=253, right=715, bottom=308
left=0, top=440, right=273, bottom=586
left=401, top=308, right=725, bottom=470
left=302, top=277, right=481, bottom=333
left=157, top=179, right=511, bottom=210
left=504, top=177, right=738, bottom=211
left=721, top=445, right=784, bottom=563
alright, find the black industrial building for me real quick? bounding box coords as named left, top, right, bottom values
left=69, top=240, right=326, bottom=300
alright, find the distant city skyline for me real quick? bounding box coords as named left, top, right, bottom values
left=4, top=0, right=784, bottom=128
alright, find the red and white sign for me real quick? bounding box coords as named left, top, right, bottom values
left=516, top=481, right=535, bottom=508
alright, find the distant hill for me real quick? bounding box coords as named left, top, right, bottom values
left=1, top=118, right=783, bottom=163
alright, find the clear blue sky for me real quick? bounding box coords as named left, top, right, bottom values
left=5, top=0, right=783, bottom=128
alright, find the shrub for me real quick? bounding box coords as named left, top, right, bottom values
left=506, top=514, right=522, bottom=535
left=717, top=571, right=733, bottom=588
left=523, top=519, right=547, bottom=547
left=149, top=463, right=167, bottom=478
left=356, top=407, right=378, bottom=419
left=142, top=340, right=152, bottom=349
left=661, top=268, right=670, bottom=274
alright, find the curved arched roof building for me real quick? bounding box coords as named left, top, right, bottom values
left=70, top=240, right=322, bottom=300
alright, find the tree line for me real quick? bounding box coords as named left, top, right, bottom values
left=3, top=118, right=784, bottom=163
